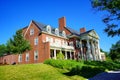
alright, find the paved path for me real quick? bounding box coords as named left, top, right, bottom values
left=88, top=71, right=120, bottom=80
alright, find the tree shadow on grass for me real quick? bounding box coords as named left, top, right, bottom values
left=63, top=65, right=105, bottom=78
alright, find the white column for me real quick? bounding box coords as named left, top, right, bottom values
left=54, top=49, right=56, bottom=59
left=87, top=39, right=90, bottom=60
left=80, top=40, right=84, bottom=60
left=65, top=51, right=67, bottom=60
left=97, top=40, right=101, bottom=61
left=91, top=41, right=96, bottom=60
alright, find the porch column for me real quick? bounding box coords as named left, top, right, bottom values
left=87, top=39, right=91, bottom=60
left=65, top=51, right=67, bottom=60
left=91, top=40, right=96, bottom=60
left=97, top=40, right=101, bottom=61
left=54, top=49, right=56, bottom=59
left=80, top=40, right=83, bottom=60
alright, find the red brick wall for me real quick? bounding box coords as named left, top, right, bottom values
left=0, top=54, right=18, bottom=64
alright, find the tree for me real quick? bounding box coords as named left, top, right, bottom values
left=109, top=40, right=120, bottom=61
left=57, top=52, right=64, bottom=60
left=0, top=44, right=7, bottom=56
left=7, top=29, right=31, bottom=54
left=91, top=0, right=120, bottom=37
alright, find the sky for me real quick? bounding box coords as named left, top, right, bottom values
left=0, top=0, right=119, bottom=52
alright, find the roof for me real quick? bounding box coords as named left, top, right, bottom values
left=65, top=27, right=80, bottom=35
left=22, top=20, right=95, bottom=38
left=79, top=29, right=94, bottom=36
left=32, top=20, right=47, bottom=31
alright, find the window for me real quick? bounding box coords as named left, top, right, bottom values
left=34, top=50, right=38, bottom=60
left=26, top=53, right=29, bottom=61
left=34, top=37, right=38, bottom=45
left=18, top=54, right=22, bottom=62
left=30, top=29, right=34, bottom=35
left=69, top=41, right=73, bottom=46
left=55, top=28, right=59, bottom=36
left=46, top=25, right=51, bottom=33
left=62, top=31, right=66, bottom=37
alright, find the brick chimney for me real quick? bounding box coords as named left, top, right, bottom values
left=59, top=17, right=66, bottom=31
left=80, top=27, right=86, bottom=33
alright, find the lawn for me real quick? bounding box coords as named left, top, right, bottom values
left=0, top=63, right=86, bottom=80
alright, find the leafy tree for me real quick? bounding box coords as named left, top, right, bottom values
left=91, top=0, right=120, bottom=37
left=7, top=29, right=31, bottom=54
left=57, top=52, right=64, bottom=60
left=0, top=44, right=7, bottom=56
left=109, top=40, right=120, bottom=61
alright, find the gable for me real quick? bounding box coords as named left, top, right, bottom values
left=24, top=21, right=41, bottom=37
left=88, top=30, right=99, bottom=39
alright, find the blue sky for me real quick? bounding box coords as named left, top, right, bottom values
left=0, top=0, right=119, bottom=52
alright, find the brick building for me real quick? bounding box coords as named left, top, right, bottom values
left=0, top=17, right=105, bottom=64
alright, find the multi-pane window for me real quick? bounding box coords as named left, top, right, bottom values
left=69, top=41, right=73, bottom=46
left=18, top=54, right=22, bottom=62
left=34, top=50, right=38, bottom=60
left=62, top=31, right=66, bottom=37
left=26, top=53, right=29, bottom=61
left=46, top=25, right=51, bottom=33
left=55, top=28, right=59, bottom=36
left=30, top=29, right=34, bottom=35
left=34, top=37, right=38, bottom=45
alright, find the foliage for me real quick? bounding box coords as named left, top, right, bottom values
left=67, top=65, right=105, bottom=78
left=0, top=44, right=7, bottom=56
left=109, top=40, right=120, bottom=61
left=100, top=48, right=112, bottom=61
left=44, top=59, right=84, bottom=70
left=44, top=59, right=120, bottom=78
left=91, top=0, right=120, bottom=37
left=6, top=29, right=31, bottom=54
left=84, top=61, right=120, bottom=70
left=56, top=52, right=64, bottom=60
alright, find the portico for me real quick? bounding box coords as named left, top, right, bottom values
left=78, top=30, right=101, bottom=61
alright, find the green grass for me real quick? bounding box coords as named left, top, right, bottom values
left=0, top=63, right=86, bottom=80
left=44, top=59, right=120, bottom=78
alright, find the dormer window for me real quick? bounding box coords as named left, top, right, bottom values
left=46, top=25, right=51, bottom=33
left=62, top=31, right=66, bottom=37
left=55, top=28, right=59, bottom=36
left=30, top=28, right=34, bottom=35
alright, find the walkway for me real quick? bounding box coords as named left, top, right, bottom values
left=89, top=70, right=120, bottom=80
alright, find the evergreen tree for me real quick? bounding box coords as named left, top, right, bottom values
left=0, top=44, right=7, bottom=56
left=109, top=40, right=120, bottom=61
left=91, top=0, right=120, bottom=37
left=6, top=29, right=31, bottom=54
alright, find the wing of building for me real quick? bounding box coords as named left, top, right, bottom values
left=0, top=17, right=105, bottom=65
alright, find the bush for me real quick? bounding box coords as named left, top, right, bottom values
left=56, top=52, right=64, bottom=60
left=44, top=59, right=84, bottom=70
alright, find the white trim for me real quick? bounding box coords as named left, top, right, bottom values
left=24, top=21, right=32, bottom=37
left=42, top=31, right=68, bottom=39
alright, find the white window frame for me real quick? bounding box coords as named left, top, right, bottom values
left=18, top=54, right=22, bottom=62
left=26, top=53, right=29, bottom=62
left=34, top=50, right=38, bottom=60
left=62, top=31, right=66, bottom=37
left=55, top=28, right=59, bottom=36
left=46, top=25, right=51, bottom=33
left=69, top=41, right=73, bottom=46
left=30, top=28, right=34, bottom=35
left=34, top=37, right=38, bottom=45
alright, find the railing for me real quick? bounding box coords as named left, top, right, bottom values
left=50, top=42, right=74, bottom=49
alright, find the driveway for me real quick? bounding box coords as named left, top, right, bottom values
left=88, top=70, right=120, bottom=80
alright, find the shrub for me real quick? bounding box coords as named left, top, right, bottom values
left=56, top=52, right=64, bottom=60
left=44, top=59, right=84, bottom=70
